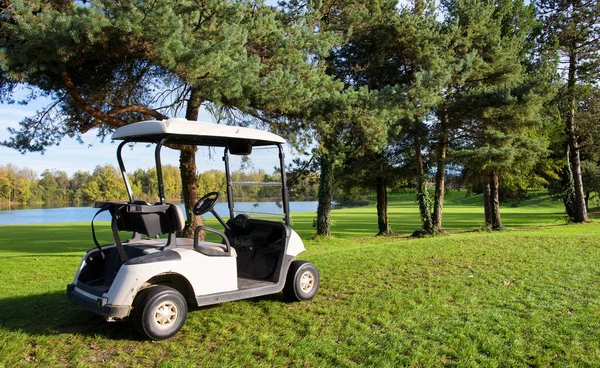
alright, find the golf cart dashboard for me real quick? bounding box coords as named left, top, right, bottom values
left=230, top=214, right=251, bottom=233
left=229, top=215, right=288, bottom=245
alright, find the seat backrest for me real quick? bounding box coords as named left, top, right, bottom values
left=166, top=204, right=185, bottom=233
left=116, top=203, right=184, bottom=238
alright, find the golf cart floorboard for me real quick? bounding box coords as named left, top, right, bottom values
left=237, top=277, right=277, bottom=290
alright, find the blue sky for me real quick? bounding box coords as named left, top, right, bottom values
left=0, top=90, right=294, bottom=176
left=0, top=93, right=208, bottom=175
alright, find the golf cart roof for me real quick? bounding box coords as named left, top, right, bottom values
left=111, top=118, right=286, bottom=146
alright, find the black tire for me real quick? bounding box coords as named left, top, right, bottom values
left=283, top=261, right=319, bottom=301
left=131, top=285, right=188, bottom=340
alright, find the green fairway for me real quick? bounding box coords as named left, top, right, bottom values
left=293, top=191, right=568, bottom=238
left=1, top=193, right=599, bottom=367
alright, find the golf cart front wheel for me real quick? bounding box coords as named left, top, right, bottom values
left=131, top=285, right=188, bottom=340
left=283, top=261, right=319, bottom=301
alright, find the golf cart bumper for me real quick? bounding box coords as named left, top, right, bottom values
left=66, top=283, right=130, bottom=320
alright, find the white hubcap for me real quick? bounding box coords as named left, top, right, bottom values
left=299, top=271, right=314, bottom=293
left=153, top=301, right=178, bottom=329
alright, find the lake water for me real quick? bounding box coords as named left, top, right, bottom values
left=0, top=201, right=320, bottom=226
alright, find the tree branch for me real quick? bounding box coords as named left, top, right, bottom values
left=109, top=105, right=168, bottom=120
left=60, top=62, right=168, bottom=130
left=59, top=62, right=127, bottom=131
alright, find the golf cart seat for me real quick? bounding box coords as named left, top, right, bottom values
left=93, top=201, right=234, bottom=259
left=173, top=226, right=236, bottom=257
left=176, top=237, right=236, bottom=257
left=108, top=202, right=234, bottom=256
left=92, top=201, right=184, bottom=247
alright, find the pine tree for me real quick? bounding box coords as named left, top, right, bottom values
left=323, top=0, right=399, bottom=235
left=308, top=86, right=392, bottom=236
left=535, top=0, right=600, bottom=222
left=435, top=0, right=550, bottom=230
left=316, top=0, right=445, bottom=235
left=0, top=0, right=339, bottom=236
left=279, top=0, right=399, bottom=236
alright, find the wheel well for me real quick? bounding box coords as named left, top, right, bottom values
left=143, top=273, right=196, bottom=305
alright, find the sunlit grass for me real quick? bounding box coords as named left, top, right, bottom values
left=1, top=192, right=599, bottom=366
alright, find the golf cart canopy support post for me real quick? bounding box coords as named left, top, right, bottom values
left=117, top=140, right=135, bottom=203
left=155, top=138, right=168, bottom=205
left=223, top=148, right=235, bottom=221
left=278, top=145, right=291, bottom=225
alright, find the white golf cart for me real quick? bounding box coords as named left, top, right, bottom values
left=66, top=118, right=319, bottom=340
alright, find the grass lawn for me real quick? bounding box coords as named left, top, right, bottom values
left=1, top=192, right=599, bottom=367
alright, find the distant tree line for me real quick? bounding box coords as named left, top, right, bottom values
left=0, top=164, right=315, bottom=205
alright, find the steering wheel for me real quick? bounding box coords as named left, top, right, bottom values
left=193, top=192, right=219, bottom=216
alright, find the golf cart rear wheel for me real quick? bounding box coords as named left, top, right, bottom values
left=283, top=261, right=319, bottom=301
left=131, top=285, right=188, bottom=340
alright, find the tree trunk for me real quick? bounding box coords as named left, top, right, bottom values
left=566, top=50, right=588, bottom=223
left=316, top=153, right=333, bottom=236
left=489, top=171, right=503, bottom=230
left=179, top=147, right=202, bottom=238
left=483, top=181, right=492, bottom=229
left=179, top=88, right=204, bottom=238
left=376, top=175, right=392, bottom=235
left=566, top=125, right=587, bottom=222
left=562, top=159, right=576, bottom=219
left=414, top=133, right=433, bottom=233
left=432, top=105, right=449, bottom=233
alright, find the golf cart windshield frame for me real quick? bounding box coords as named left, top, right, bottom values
left=115, top=138, right=291, bottom=226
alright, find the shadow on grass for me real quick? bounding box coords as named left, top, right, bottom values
left=0, top=291, right=141, bottom=340
left=0, top=290, right=289, bottom=340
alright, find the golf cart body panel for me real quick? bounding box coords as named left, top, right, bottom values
left=67, top=119, right=318, bottom=339
left=286, top=230, right=305, bottom=256
left=108, top=249, right=237, bottom=304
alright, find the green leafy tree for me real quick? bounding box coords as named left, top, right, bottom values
left=535, top=0, right=600, bottom=222
left=0, top=165, right=15, bottom=202
left=446, top=0, right=551, bottom=229
left=81, top=181, right=101, bottom=203
left=69, top=170, right=91, bottom=203
left=130, top=168, right=154, bottom=201
left=0, top=176, right=10, bottom=201
left=81, top=165, right=127, bottom=202
left=303, top=0, right=403, bottom=236
left=198, top=170, right=227, bottom=198
left=38, top=170, right=59, bottom=203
